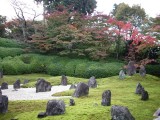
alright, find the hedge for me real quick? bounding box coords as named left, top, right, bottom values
left=0, top=38, right=25, bottom=48
left=1, top=54, right=124, bottom=78
left=0, top=47, right=24, bottom=58
left=146, top=64, right=160, bottom=76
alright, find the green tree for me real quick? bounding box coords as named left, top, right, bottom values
left=35, top=0, right=97, bottom=15
left=111, top=3, right=146, bottom=27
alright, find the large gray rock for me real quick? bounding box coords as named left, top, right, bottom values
left=35, top=78, right=52, bottom=93
left=139, top=65, right=146, bottom=77
left=119, top=70, right=125, bottom=79
left=135, top=83, right=144, bottom=94
left=61, top=75, right=68, bottom=86
left=101, top=90, right=111, bottom=106
left=88, top=76, right=97, bottom=88
left=73, top=82, right=89, bottom=97
left=1, top=82, right=8, bottom=90
left=0, top=95, right=8, bottom=113
left=13, top=79, right=21, bottom=90
left=111, top=105, right=135, bottom=120
left=46, top=100, right=65, bottom=116
left=0, top=71, right=3, bottom=78
left=126, top=61, right=136, bottom=76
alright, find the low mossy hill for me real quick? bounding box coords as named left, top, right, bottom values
left=0, top=74, right=159, bottom=120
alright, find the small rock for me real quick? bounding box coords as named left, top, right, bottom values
left=69, top=84, right=76, bottom=89
left=61, top=75, right=68, bottom=86
left=69, top=99, right=75, bottom=106
left=119, top=70, right=125, bottom=79
left=139, top=65, right=146, bottom=77
left=23, top=79, right=29, bottom=84
left=88, top=76, right=97, bottom=88
left=1, top=82, right=8, bottom=90
left=135, top=83, right=144, bottom=94
left=141, top=90, right=149, bottom=101
left=13, top=79, right=21, bottom=90
left=0, top=95, right=8, bottom=113
left=101, top=90, right=111, bottom=106
left=37, top=112, right=47, bottom=118
left=126, top=61, right=136, bottom=76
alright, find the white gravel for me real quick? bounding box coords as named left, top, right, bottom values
left=1, top=85, right=72, bottom=101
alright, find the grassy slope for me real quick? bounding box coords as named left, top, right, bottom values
left=0, top=74, right=160, bottom=120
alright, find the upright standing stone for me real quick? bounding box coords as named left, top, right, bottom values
left=13, top=79, right=21, bottom=90
left=101, top=90, right=111, bottom=106
left=119, top=70, right=125, bottom=79
left=135, top=83, right=144, bottom=94
left=0, top=70, right=3, bottom=78
left=127, top=61, right=136, bottom=76
left=35, top=78, right=52, bottom=93
left=141, top=90, right=149, bottom=101
left=111, top=105, right=135, bottom=120
left=61, top=75, right=68, bottom=86
left=88, top=76, right=97, bottom=88
left=0, top=95, right=8, bottom=113
left=69, top=99, right=75, bottom=106
left=73, top=82, right=89, bottom=97
left=1, top=82, right=8, bottom=89
left=139, top=65, right=146, bottom=77
left=46, top=100, right=65, bottom=116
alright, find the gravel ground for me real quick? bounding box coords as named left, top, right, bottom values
left=1, top=85, right=71, bottom=101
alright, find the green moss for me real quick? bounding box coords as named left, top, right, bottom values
left=0, top=74, right=160, bottom=120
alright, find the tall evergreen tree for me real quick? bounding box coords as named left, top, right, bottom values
left=35, top=0, right=97, bottom=15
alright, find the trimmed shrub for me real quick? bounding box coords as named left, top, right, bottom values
left=47, top=63, right=65, bottom=76
left=75, top=62, right=88, bottom=77
left=84, top=62, right=123, bottom=78
left=0, top=38, right=24, bottom=48
left=2, top=57, right=31, bottom=75
left=0, top=47, right=24, bottom=58
left=1, top=54, right=125, bottom=78
left=64, top=60, right=83, bottom=76
left=146, top=64, right=160, bottom=76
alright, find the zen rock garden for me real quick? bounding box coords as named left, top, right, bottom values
left=0, top=60, right=159, bottom=120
